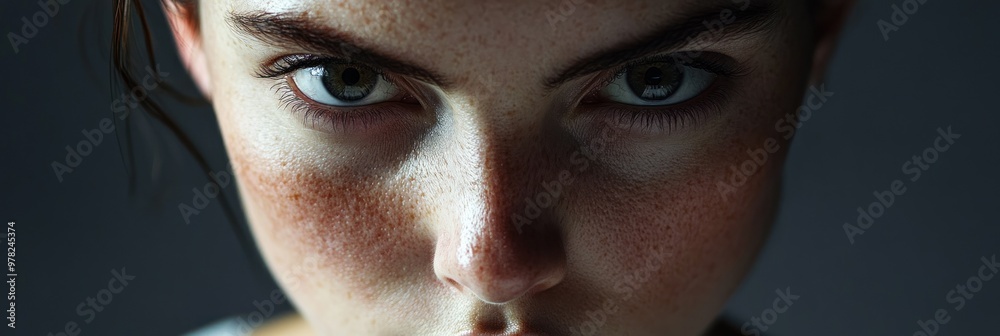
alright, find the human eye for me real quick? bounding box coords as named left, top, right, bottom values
left=582, top=52, right=746, bottom=133
left=601, top=55, right=717, bottom=106
left=256, top=54, right=422, bottom=133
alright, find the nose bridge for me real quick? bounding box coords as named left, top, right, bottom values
left=449, top=92, right=567, bottom=236
left=432, top=99, right=568, bottom=304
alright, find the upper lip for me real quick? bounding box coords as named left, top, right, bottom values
left=456, top=330, right=551, bottom=336
left=456, top=316, right=556, bottom=336
left=456, top=297, right=561, bottom=336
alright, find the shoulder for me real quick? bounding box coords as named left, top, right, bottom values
left=252, top=313, right=314, bottom=336
left=187, top=314, right=737, bottom=335
left=183, top=314, right=313, bottom=336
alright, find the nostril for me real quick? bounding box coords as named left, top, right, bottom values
left=434, top=240, right=567, bottom=304
left=443, top=277, right=465, bottom=294
left=441, top=271, right=535, bottom=304
left=468, top=275, right=547, bottom=304
left=432, top=208, right=568, bottom=304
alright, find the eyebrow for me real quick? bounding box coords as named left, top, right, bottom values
left=228, top=11, right=451, bottom=87
left=545, top=1, right=779, bottom=88
left=228, top=1, right=778, bottom=91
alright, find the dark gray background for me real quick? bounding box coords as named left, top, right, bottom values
left=1, top=0, right=997, bottom=335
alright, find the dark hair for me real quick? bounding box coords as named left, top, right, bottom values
left=110, top=0, right=266, bottom=277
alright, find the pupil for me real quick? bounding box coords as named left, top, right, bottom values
left=341, top=68, right=361, bottom=86
left=644, top=67, right=663, bottom=85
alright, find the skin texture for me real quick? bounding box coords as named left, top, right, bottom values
left=166, top=0, right=853, bottom=334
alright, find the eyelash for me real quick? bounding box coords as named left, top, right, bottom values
left=580, top=52, right=748, bottom=133
left=257, top=54, right=416, bottom=132
left=256, top=52, right=748, bottom=133
left=272, top=83, right=403, bottom=132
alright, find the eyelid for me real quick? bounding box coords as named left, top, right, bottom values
left=585, top=51, right=747, bottom=97
left=256, top=54, right=376, bottom=79
left=256, top=54, right=429, bottom=135
left=571, top=51, right=745, bottom=135
left=272, top=77, right=426, bottom=134
left=257, top=54, right=424, bottom=103
left=257, top=54, right=319, bottom=78
left=576, top=78, right=735, bottom=136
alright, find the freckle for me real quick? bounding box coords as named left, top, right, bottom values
left=233, top=146, right=433, bottom=304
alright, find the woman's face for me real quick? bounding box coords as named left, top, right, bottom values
left=173, top=0, right=831, bottom=334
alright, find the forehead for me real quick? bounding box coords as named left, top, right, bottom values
left=214, top=0, right=746, bottom=82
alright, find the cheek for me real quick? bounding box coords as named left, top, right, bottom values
left=567, top=154, right=778, bottom=290
left=555, top=144, right=781, bottom=333
left=559, top=67, right=801, bottom=326
left=229, top=144, right=435, bottom=307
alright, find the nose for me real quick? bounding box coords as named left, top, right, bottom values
left=434, top=220, right=566, bottom=304
left=431, top=126, right=568, bottom=304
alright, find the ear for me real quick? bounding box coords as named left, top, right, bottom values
left=163, top=1, right=212, bottom=100
left=808, top=0, right=857, bottom=85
